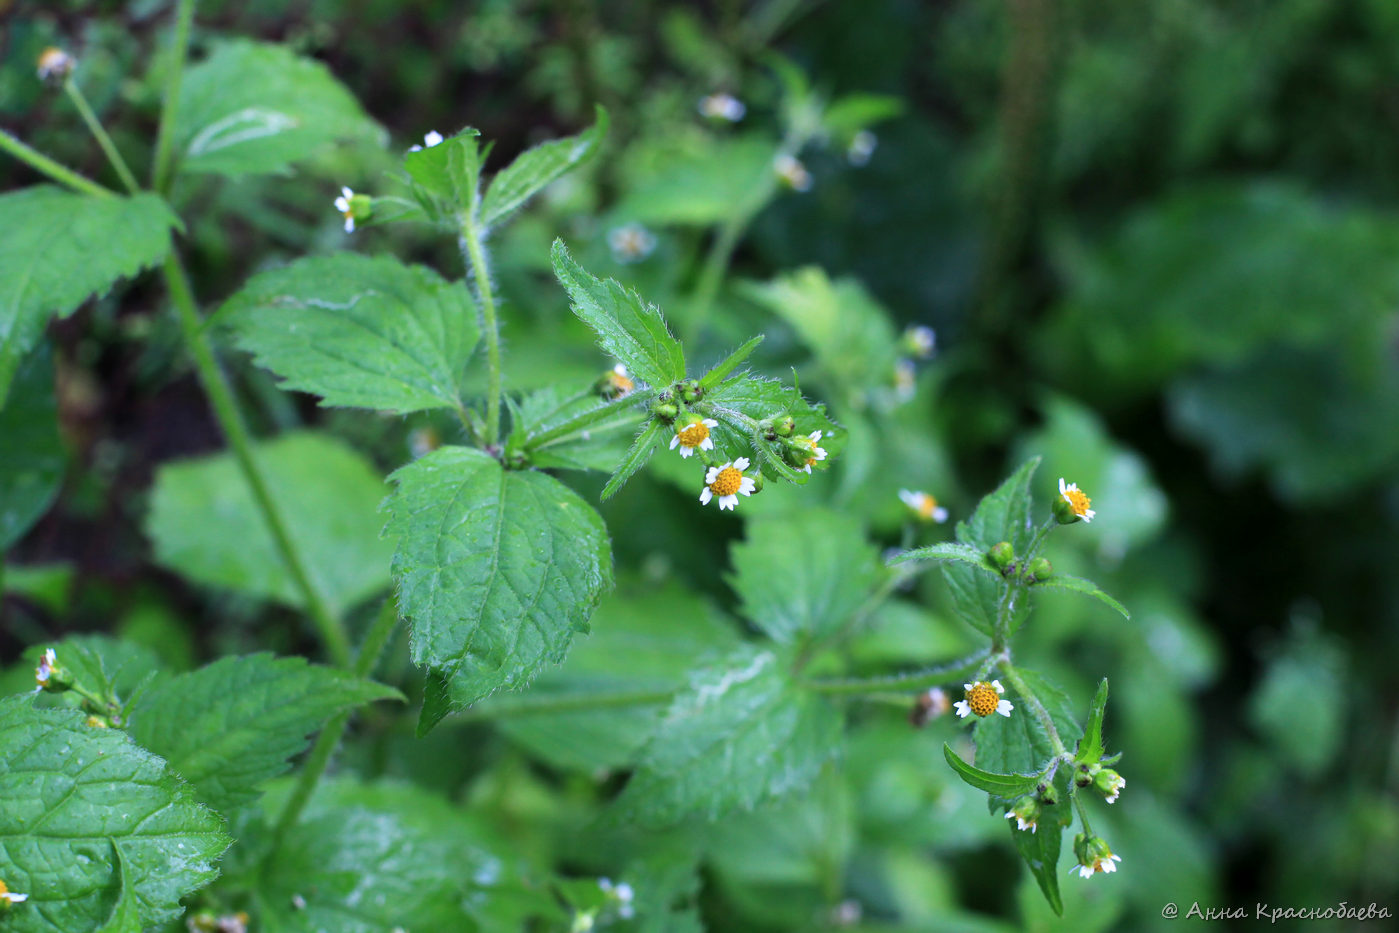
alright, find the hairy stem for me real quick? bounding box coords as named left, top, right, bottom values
left=0, top=129, right=114, bottom=198
left=805, top=651, right=991, bottom=697
left=996, top=658, right=1068, bottom=757
left=460, top=221, right=503, bottom=446
left=151, top=0, right=196, bottom=194
left=63, top=81, right=140, bottom=194
left=448, top=687, right=678, bottom=723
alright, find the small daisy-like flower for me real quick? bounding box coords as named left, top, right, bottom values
left=608, top=223, right=657, bottom=264
left=902, top=325, right=936, bottom=358
left=1005, top=796, right=1040, bottom=833
left=893, top=358, right=916, bottom=401
left=37, top=47, right=76, bottom=84
left=409, top=130, right=445, bottom=152
left=1057, top=477, right=1096, bottom=523
left=0, top=877, right=29, bottom=907
left=670, top=417, right=718, bottom=459
left=1095, top=768, right=1126, bottom=804
left=847, top=130, right=877, bottom=166
left=35, top=648, right=57, bottom=688
left=333, top=186, right=358, bottom=233
left=792, top=430, right=827, bottom=473
left=1006, top=810, right=1036, bottom=833
left=774, top=153, right=813, bottom=192
left=953, top=680, right=1013, bottom=718
left=597, top=363, right=634, bottom=400
left=698, top=93, right=746, bottom=122
left=1073, top=833, right=1122, bottom=879
left=910, top=687, right=950, bottom=727
left=700, top=457, right=757, bottom=511
left=898, top=489, right=948, bottom=523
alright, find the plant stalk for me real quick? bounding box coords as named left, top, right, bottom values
left=150, top=0, right=196, bottom=194
left=0, top=129, right=114, bottom=198
left=63, top=81, right=140, bottom=194
left=460, top=220, right=504, bottom=446
left=996, top=658, right=1068, bottom=757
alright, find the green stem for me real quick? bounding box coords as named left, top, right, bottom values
left=0, top=129, right=115, bottom=198
left=63, top=81, right=140, bottom=194
left=996, top=658, right=1068, bottom=757
left=161, top=253, right=351, bottom=667
left=150, top=0, right=196, bottom=194
left=449, top=687, right=677, bottom=723
left=805, top=651, right=990, bottom=697
left=525, top=399, right=643, bottom=451
left=460, top=221, right=503, bottom=446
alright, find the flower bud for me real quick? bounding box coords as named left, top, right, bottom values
left=1005, top=796, right=1041, bottom=833
left=594, top=364, right=634, bottom=400
left=37, top=47, right=76, bottom=85
left=1093, top=768, right=1125, bottom=804
left=651, top=401, right=678, bottom=422
left=771, top=415, right=796, bottom=437
left=680, top=380, right=703, bottom=403
left=1025, top=557, right=1052, bottom=581
left=1073, top=832, right=1121, bottom=878
left=1036, top=781, right=1059, bottom=807
left=1075, top=762, right=1097, bottom=788
left=987, top=541, right=1014, bottom=571
left=750, top=471, right=766, bottom=494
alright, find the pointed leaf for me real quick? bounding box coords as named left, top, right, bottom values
left=0, top=188, right=177, bottom=405
left=403, top=129, right=485, bottom=213
left=698, top=335, right=765, bottom=390
left=0, top=696, right=229, bottom=932
left=1078, top=678, right=1110, bottom=764
left=1033, top=574, right=1130, bottom=619
left=889, top=542, right=1000, bottom=574
left=384, top=447, right=613, bottom=732
left=551, top=240, right=686, bottom=387
left=1011, top=817, right=1064, bottom=916
left=482, top=107, right=608, bottom=227
left=126, top=654, right=401, bottom=813
left=941, top=458, right=1041, bottom=637
left=702, top=373, right=842, bottom=485
left=0, top=345, right=63, bottom=548
left=222, top=253, right=479, bottom=414
left=601, top=417, right=667, bottom=500
left=973, top=669, right=1081, bottom=780
left=942, top=744, right=1042, bottom=798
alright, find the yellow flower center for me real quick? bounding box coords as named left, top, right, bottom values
left=916, top=494, right=938, bottom=519
left=710, top=466, right=744, bottom=497
left=677, top=421, right=710, bottom=448
left=0, top=879, right=8, bottom=896
left=607, top=371, right=634, bottom=393
left=966, top=681, right=1000, bottom=717
left=1063, top=487, right=1092, bottom=517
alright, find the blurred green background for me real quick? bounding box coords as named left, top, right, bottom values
left=3, top=0, right=1399, bottom=930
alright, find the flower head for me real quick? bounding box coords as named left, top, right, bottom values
left=1056, top=477, right=1096, bottom=524
left=333, top=186, right=359, bottom=233
left=1094, top=768, right=1125, bottom=804
left=35, top=648, right=58, bottom=688
left=847, top=130, right=877, bottom=166
left=1073, top=833, right=1121, bottom=879
left=910, top=687, right=950, bottom=727
left=0, top=877, right=28, bottom=907
left=698, top=93, right=746, bottom=122
left=774, top=154, right=813, bottom=192
left=700, top=458, right=757, bottom=511
left=953, top=680, right=1013, bottom=719
left=793, top=430, right=827, bottom=473
left=902, top=325, right=936, bottom=359
left=37, top=47, right=76, bottom=84
left=670, top=417, right=718, bottom=459
left=899, top=489, right=948, bottom=523
left=597, top=363, right=634, bottom=400
left=608, top=223, right=657, bottom=264
left=409, top=130, right=444, bottom=152
left=1005, top=796, right=1040, bottom=834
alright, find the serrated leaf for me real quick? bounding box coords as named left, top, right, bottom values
left=727, top=509, right=881, bottom=644
left=889, top=542, right=1001, bottom=574
left=1078, top=678, right=1110, bottom=764
left=0, top=188, right=177, bottom=405
left=941, top=458, right=1041, bottom=637
left=702, top=373, right=842, bottom=484
left=697, top=335, right=765, bottom=390
left=973, top=669, right=1081, bottom=779
left=1033, top=574, right=1130, bottom=619
left=1011, top=815, right=1064, bottom=916
left=126, top=654, right=400, bottom=813
left=0, top=346, right=63, bottom=548
left=402, top=129, right=485, bottom=217
left=25, top=635, right=165, bottom=708
left=551, top=240, right=686, bottom=387
left=146, top=431, right=394, bottom=616
left=619, top=646, right=842, bottom=825
left=92, top=846, right=140, bottom=933
left=481, top=107, right=608, bottom=227
left=942, top=743, right=1042, bottom=798
left=175, top=40, right=382, bottom=177
left=601, top=418, right=667, bottom=500
left=222, top=253, right=479, bottom=414
left=384, top=447, right=613, bottom=732
left=0, top=696, right=229, bottom=932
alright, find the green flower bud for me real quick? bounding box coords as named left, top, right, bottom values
left=750, top=471, right=766, bottom=494
left=1036, top=781, right=1059, bottom=807
left=1073, top=832, right=1121, bottom=878
left=772, top=415, right=796, bottom=437
left=1075, top=762, right=1099, bottom=788
left=988, top=541, right=1015, bottom=571
left=651, top=401, right=679, bottom=422
left=1026, top=557, right=1052, bottom=581
left=1093, top=768, right=1126, bottom=804
left=680, top=380, right=703, bottom=403
left=1006, top=796, right=1041, bottom=833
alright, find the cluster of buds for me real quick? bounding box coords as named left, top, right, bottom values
left=1075, top=761, right=1126, bottom=805
left=986, top=541, right=1052, bottom=582
left=1073, top=832, right=1121, bottom=879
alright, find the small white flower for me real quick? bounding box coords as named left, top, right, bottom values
left=0, top=887, right=28, bottom=906
left=1104, top=773, right=1125, bottom=805
left=333, top=186, right=357, bottom=233
left=774, top=153, right=813, bottom=192
left=35, top=648, right=57, bottom=688
left=700, top=457, right=757, bottom=511
left=37, top=47, right=75, bottom=83
left=1076, top=853, right=1121, bottom=879
left=953, top=680, right=1013, bottom=718
left=698, top=93, right=746, bottom=122
left=670, top=417, right=718, bottom=459
left=898, top=489, right=948, bottom=523
left=409, top=130, right=445, bottom=152
left=614, top=882, right=634, bottom=904
left=794, top=430, right=827, bottom=473
left=847, top=130, right=877, bottom=166
left=608, top=223, right=657, bottom=264
left=1005, top=810, right=1037, bottom=834
left=904, top=325, right=936, bottom=358
left=1058, top=477, right=1096, bottom=523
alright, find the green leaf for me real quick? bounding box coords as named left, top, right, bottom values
left=175, top=40, right=382, bottom=177
left=1011, top=814, right=1064, bottom=917
left=941, top=458, right=1041, bottom=637
left=702, top=373, right=843, bottom=485
left=1033, top=574, right=1130, bottom=619
left=126, top=654, right=401, bottom=813
left=942, top=743, right=1042, bottom=798
left=616, top=134, right=774, bottom=226
left=973, top=669, right=1081, bottom=779
left=551, top=240, right=686, bottom=388
left=697, top=335, right=765, bottom=390
left=403, top=128, right=485, bottom=216
left=384, top=447, right=613, bottom=732
left=0, top=696, right=229, bottom=932
left=92, top=846, right=140, bottom=933
left=222, top=253, right=479, bottom=414
left=1078, top=678, right=1110, bottom=764
left=0, top=345, right=63, bottom=548
left=0, top=188, right=177, bottom=405
left=727, top=508, right=881, bottom=644
left=888, top=542, right=1001, bottom=574
left=601, top=417, right=667, bottom=501
left=619, top=646, right=842, bottom=825
left=146, top=431, right=394, bottom=616
left=481, top=106, right=608, bottom=227
left=25, top=635, right=165, bottom=707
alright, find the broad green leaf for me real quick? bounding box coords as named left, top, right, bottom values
left=601, top=418, right=667, bottom=500
left=24, top=636, right=165, bottom=707
left=616, top=134, right=775, bottom=226
left=551, top=240, right=686, bottom=387
left=403, top=128, right=484, bottom=212
left=222, top=253, right=479, bottom=414
left=889, top=542, right=1001, bottom=574
left=0, top=696, right=229, bottom=933
left=1033, top=574, right=1130, bottom=619
left=146, top=431, right=394, bottom=616
left=512, top=385, right=646, bottom=475
left=942, top=743, right=1042, bottom=799
left=1077, top=678, right=1110, bottom=763
left=493, top=580, right=739, bottom=772
left=481, top=107, right=608, bottom=227
left=256, top=779, right=535, bottom=932
left=821, top=93, right=904, bottom=137
left=727, top=508, right=881, bottom=644
left=0, top=188, right=177, bottom=405
left=973, top=669, right=1081, bottom=780
left=0, top=346, right=63, bottom=548
left=1011, top=813, right=1064, bottom=917
left=175, top=40, right=382, bottom=177
left=92, top=847, right=139, bottom=933
left=697, top=335, right=765, bottom=390
left=620, top=646, right=842, bottom=825
left=941, top=458, right=1041, bottom=637
left=127, top=654, right=401, bottom=813
left=702, top=373, right=843, bottom=485
left=384, top=446, right=613, bottom=732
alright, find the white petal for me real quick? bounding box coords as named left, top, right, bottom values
left=669, top=435, right=680, bottom=450
left=334, top=197, right=350, bottom=212
left=738, top=477, right=756, bottom=495
left=899, top=489, right=917, bottom=507
left=679, top=446, right=693, bottom=458
left=699, top=488, right=712, bottom=505
left=719, top=494, right=737, bottom=510
left=409, top=144, right=422, bottom=152
left=703, top=418, right=718, bottom=428
left=933, top=507, right=948, bottom=522
left=341, top=186, right=354, bottom=199
left=1077, top=865, right=1094, bottom=879
left=808, top=431, right=822, bottom=442
left=705, top=466, right=720, bottom=483
left=953, top=701, right=970, bottom=718
left=1082, top=509, right=1096, bottom=522
left=424, top=130, right=444, bottom=146
left=699, top=436, right=714, bottom=451
left=344, top=217, right=355, bottom=233
left=991, top=680, right=1005, bottom=693
left=1059, top=477, right=1069, bottom=494
left=963, top=683, right=974, bottom=691
left=802, top=465, right=812, bottom=474
left=997, top=700, right=1013, bottom=717
left=733, top=457, right=750, bottom=471
left=1110, top=854, right=1121, bottom=862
